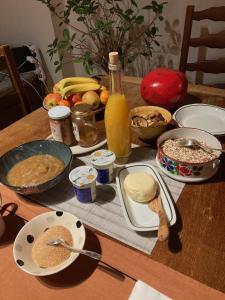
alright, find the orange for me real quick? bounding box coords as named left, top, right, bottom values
left=100, top=90, right=109, bottom=105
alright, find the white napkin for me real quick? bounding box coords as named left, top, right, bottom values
left=129, top=280, right=172, bottom=300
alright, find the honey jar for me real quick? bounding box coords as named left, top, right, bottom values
left=48, top=106, right=75, bottom=145
left=71, top=104, right=98, bottom=147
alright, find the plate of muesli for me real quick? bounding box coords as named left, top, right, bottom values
left=156, top=127, right=222, bottom=182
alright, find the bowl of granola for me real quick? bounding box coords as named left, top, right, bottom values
left=156, top=128, right=222, bottom=182
left=131, top=106, right=172, bottom=140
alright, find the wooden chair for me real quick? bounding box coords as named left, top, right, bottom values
left=179, top=6, right=225, bottom=78
left=0, top=45, right=31, bottom=121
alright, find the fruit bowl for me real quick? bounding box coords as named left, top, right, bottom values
left=43, top=76, right=109, bottom=121
left=130, top=106, right=172, bottom=140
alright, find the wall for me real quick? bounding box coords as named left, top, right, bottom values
left=150, top=0, right=225, bottom=84
left=1, top=0, right=225, bottom=85
left=0, top=0, right=62, bottom=86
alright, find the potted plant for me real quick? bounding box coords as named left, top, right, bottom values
left=37, top=0, right=167, bottom=74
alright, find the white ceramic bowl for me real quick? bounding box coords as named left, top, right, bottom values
left=156, top=127, right=222, bottom=182
left=173, top=104, right=225, bottom=136
left=13, top=211, right=85, bottom=276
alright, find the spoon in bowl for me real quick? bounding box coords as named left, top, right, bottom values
left=177, top=138, right=225, bottom=153
left=47, top=238, right=101, bottom=260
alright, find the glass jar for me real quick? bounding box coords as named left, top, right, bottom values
left=48, top=106, right=75, bottom=145
left=71, top=104, right=99, bottom=147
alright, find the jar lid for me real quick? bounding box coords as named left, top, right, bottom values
left=48, top=106, right=71, bottom=120
left=71, top=104, right=93, bottom=116
left=90, top=150, right=116, bottom=168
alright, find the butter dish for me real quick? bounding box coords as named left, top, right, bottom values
left=116, top=163, right=176, bottom=231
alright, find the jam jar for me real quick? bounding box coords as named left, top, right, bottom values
left=71, top=104, right=98, bottom=147
left=48, top=106, right=75, bottom=145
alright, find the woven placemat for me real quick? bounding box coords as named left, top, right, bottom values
left=28, top=146, right=185, bottom=254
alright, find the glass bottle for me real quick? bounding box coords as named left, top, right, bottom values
left=104, top=52, right=131, bottom=164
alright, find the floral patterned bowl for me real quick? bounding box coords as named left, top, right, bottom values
left=156, top=128, right=222, bottom=182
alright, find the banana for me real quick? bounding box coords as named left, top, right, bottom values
left=61, top=82, right=101, bottom=98
left=56, top=77, right=98, bottom=92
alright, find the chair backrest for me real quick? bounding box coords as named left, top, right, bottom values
left=0, top=45, right=30, bottom=117
left=179, top=6, right=225, bottom=76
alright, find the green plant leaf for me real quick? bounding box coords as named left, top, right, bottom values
left=142, top=5, right=152, bottom=10
left=154, top=40, right=160, bottom=46
left=125, top=9, right=134, bottom=15
left=135, top=15, right=144, bottom=24
left=63, top=28, right=70, bottom=40
left=131, top=0, right=137, bottom=7
left=77, top=16, right=85, bottom=22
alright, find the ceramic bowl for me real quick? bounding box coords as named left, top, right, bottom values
left=156, top=128, right=222, bottom=182
left=130, top=106, right=172, bottom=140
left=0, top=140, right=73, bottom=195
left=13, top=211, right=86, bottom=276
left=173, top=104, right=225, bottom=136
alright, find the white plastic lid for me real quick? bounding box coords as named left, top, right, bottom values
left=48, top=106, right=71, bottom=120
left=69, top=166, right=97, bottom=187
left=90, top=150, right=116, bottom=168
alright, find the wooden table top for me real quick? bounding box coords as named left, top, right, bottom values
left=0, top=77, right=225, bottom=300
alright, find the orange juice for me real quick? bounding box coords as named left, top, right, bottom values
left=105, top=93, right=131, bottom=162
left=105, top=52, right=131, bottom=163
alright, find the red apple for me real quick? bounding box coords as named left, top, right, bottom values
left=140, top=68, right=188, bottom=110
left=71, top=94, right=82, bottom=104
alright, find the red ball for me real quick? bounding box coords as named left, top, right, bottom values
left=140, top=68, right=188, bottom=110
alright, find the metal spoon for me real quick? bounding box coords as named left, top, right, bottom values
left=47, top=238, right=101, bottom=260
left=177, top=138, right=225, bottom=153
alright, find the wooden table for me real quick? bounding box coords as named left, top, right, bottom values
left=0, top=77, right=225, bottom=300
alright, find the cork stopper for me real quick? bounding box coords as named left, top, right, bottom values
left=108, top=52, right=120, bottom=70
left=109, top=52, right=119, bottom=65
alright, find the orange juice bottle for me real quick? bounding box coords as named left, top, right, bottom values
left=104, top=52, right=131, bottom=164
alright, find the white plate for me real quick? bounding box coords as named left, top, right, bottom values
left=173, top=104, right=225, bottom=136
left=155, top=156, right=220, bottom=183
left=48, top=135, right=107, bottom=155
left=70, top=139, right=107, bottom=155
left=116, top=163, right=176, bottom=231
left=13, top=211, right=86, bottom=276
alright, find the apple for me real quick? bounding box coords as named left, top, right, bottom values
left=140, top=68, right=188, bottom=110
left=82, top=91, right=100, bottom=109
left=71, top=94, right=82, bottom=104
left=44, top=93, right=62, bottom=108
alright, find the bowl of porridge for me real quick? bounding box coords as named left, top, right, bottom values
left=130, top=106, right=172, bottom=140
left=157, top=128, right=222, bottom=180
left=0, top=140, right=73, bottom=194
left=13, top=211, right=86, bottom=276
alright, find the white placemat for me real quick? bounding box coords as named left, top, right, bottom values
left=27, top=146, right=185, bottom=254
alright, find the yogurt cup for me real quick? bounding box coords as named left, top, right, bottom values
left=69, top=166, right=97, bottom=203
left=90, top=150, right=116, bottom=184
